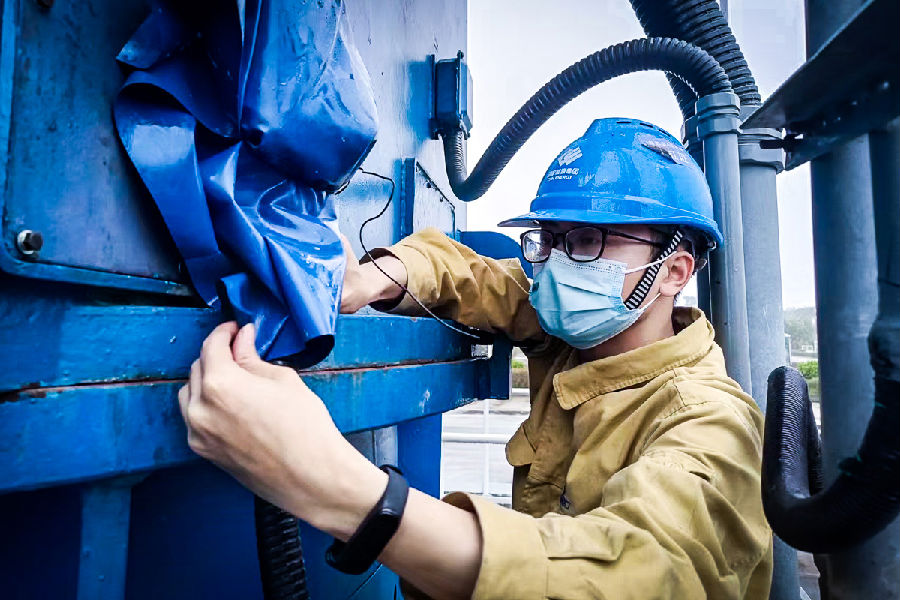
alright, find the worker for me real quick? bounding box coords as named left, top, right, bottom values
left=178, top=118, right=773, bottom=599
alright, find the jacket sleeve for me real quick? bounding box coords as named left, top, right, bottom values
left=365, top=227, right=546, bottom=346
left=438, top=397, right=773, bottom=600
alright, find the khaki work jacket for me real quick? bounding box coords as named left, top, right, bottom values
left=371, top=228, right=773, bottom=599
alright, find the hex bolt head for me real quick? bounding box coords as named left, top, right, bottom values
left=16, top=230, right=43, bottom=256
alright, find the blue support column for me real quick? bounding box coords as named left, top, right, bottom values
left=77, top=479, right=135, bottom=600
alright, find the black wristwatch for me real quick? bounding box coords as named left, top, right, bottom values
left=325, top=464, right=409, bottom=575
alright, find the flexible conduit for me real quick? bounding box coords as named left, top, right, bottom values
left=440, top=37, right=731, bottom=202
left=255, top=496, right=310, bottom=600
left=763, top=368, right=900, bottom=553
left=629, top=0, right=761, bottom=117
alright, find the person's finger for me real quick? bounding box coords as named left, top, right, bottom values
left=189, top=359, right=202, bottom=404
left=177, top=383, right=190, bottom=423
left=232, top=323, right=296, bottom=381
left=340, top=233, right=359, bottom=266
left=200, top=321, right=240, bottom=374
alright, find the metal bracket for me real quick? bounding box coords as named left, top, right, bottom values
left=741, top=0, right=900, bottom=169
left=398, top=158, right=458, bottom=240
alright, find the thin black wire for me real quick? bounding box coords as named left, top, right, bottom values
left=345, top=563, right=382, bottom=599
left=356, top=169, right=480, bottom=340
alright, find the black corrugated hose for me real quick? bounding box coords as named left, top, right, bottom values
left=629, top=0, right=761, bottom=117
left=762, top=367, right=900, bottom=553
left=439, top=37, right=731, bottom=202
left=255, top=496, right=310, bottom=600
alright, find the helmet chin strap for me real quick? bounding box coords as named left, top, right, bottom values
left=623, top=229, right=683, bottom=310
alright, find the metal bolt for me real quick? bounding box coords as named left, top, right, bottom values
left=16, top=230, right=43, bottom=256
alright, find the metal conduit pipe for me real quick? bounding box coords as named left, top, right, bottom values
left=804, top=1, right=898, bottom=597
left=738, top=121, right=785, bottom=411
left=762, top=121, right=900, bottom=557
left=438, top=37, right=732, bottom=202
left=696, top=92, right=752, bottom=393
left=735, top=121, right=799, bottom=600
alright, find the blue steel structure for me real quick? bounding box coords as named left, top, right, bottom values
left=0, top=1, right=515, bottom=598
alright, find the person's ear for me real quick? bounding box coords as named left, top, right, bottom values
left=658, top=251, right=694, bottom=298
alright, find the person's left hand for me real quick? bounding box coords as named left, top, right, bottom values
left=177, top=322, right=386, bottom=537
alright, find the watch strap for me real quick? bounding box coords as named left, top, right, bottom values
left=325, top=464, right=409, bottom=575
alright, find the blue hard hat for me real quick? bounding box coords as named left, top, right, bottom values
left=498, top=118, right=723, bottom=248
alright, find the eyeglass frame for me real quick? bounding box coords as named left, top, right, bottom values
left=519, top=225, right=667, bottom=263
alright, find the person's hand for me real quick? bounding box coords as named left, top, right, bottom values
left=339, top=234, right=408, bottom=314
left=177, top=322, right=386, bottom=536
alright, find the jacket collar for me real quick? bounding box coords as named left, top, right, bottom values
left=553, top=307, right=715, bottom=410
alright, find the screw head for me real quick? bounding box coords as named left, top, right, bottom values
left=16, top=230, right=43, bottom=256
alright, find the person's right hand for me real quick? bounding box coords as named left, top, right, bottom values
left=339, top=234, right=407, bottom=313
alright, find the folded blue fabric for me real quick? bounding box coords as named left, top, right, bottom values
left=114, top=0, right=377, bottom=367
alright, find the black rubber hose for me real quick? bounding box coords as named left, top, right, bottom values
left=629, top=0, right=761, bottom=116
left=626, top=0, right=699, bottom=120
left=440, top=37, right=730, bottom=202
left=762, top=367, right=900, bottom=553
left=255, top=496, right=310, bottom=600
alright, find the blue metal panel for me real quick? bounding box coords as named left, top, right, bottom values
left=77, top=481, right=133, bottom=600
left=0, top=291, right=474, bottom=392
left=334, top=1, right=468, bottom=255
left=126, top=465, right=403, bottom=600
left=124, top=464, right=264, bottom=599
left=0, top=418, right=447, bottom=599
left=0, top=0, right=187, bottom=291
left=0, top=352, right=507, bottom=494
left=398, top=158, right=460, bottom=241
left=0, top=484, right=82, bottom=598
left=397, top=414, right=444, bottom=498
left=0, top=0, right=467, bottom=293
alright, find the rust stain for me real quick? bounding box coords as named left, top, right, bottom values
left=0, top=357, right=484, bottom=402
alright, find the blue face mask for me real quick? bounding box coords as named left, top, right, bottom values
left=529, top=249, right=663, bottom=349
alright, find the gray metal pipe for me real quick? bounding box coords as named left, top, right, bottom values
left=697, top=92, right=753, bottom=392
left=805, top=0, right=898, bottom=597
left=809, top=134, right=883, bottom=599
left=739, top=123, right=786, bottom=410
left=738, top=121, right=802, bottom=600
left=861, top=119, right=900, bottom=599
left=682, top=115, right=713, bottom=318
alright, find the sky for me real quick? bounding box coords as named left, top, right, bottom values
left=464, top=0, right=816, bottom=308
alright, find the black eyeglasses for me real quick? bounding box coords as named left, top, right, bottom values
left=520, top=226, right=665, bottom=263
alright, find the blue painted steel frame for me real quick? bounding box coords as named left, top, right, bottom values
left=0, top=0, right=189, bottom=295
left=0, top=0, right=478, bottom=597
left=0, top=315, right=510, bottom=494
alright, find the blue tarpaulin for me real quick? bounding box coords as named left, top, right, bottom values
left=114, top=0, right=377, bottom=367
